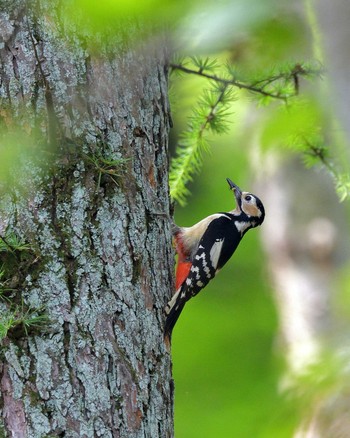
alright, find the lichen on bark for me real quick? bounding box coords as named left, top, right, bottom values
left=0, top=1, right=174, bottom=437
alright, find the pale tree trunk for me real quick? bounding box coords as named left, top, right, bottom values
left=257, top=157, right=350, bottom=438
left=0, top=1, right=174, bottom=437
left=259, top=2, right=350, bottom=436
left=245, top=2, right=350, bottom=434
left=315, top=0, right=350, bottom=154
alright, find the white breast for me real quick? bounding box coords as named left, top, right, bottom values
left=180, top=213, right=231, bottom=257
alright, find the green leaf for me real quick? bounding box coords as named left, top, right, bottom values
left=336, top=174, right=350, bottom=202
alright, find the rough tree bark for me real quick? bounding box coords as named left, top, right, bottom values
left=0, top=1, right=174, bottom=437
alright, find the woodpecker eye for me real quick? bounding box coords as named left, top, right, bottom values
left=245, top=195, right=252, bottom=202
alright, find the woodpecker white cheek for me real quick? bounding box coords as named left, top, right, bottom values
left=242, top=203, right=260, bottom=218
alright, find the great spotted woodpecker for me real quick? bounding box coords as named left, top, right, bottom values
left=165, top=178, right=265, bottom=340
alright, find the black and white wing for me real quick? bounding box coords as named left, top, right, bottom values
left=165, top=214, right=241, bottom=338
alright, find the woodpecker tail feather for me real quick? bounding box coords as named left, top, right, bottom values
left=164, top=288, right=186, bottom=341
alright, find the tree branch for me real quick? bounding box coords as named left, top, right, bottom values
left=170, top=62, right=323, bottom=102
left=170, top=63, right=289, bottom=101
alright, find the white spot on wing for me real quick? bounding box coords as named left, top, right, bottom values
left=194, top=252, right=211, bottom=276
left=209, top=238, right=224, bottom=270
left=195, top=253, right=205, bottom=260
left=190, top=265, right=200, bottom=280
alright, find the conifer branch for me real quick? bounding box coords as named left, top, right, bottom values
left=169, top=83, right=232, bottom=206
left=170, top=62, right=322, bottom=102
left=169, top=57, right=326, bottom=206
left=171, top=63, right=288, bottom=101
left=303, top=139, right=350, bottom=202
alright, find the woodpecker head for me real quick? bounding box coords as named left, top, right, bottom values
left=226, top=178, right=265, bottom=227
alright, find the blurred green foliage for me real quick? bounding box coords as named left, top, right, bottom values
left=71, top=0, right=191, bottom=25
left=0, top=131, right=37, bottom=193
left=1, top=0, right=350, bottom=436
left=171, top=133, right=297, bottom=437
left=169, top=56, right=324, bottom=206
left=167, top=2, right=350, bottom=436
left=61, top=0, right=201, bottom=43
left=170, top=125, right=350, bottom=437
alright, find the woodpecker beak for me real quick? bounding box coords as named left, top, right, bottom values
left=226, top=178, right=242, bottom=203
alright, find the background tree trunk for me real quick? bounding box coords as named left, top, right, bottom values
left=0, top=2, right=174, bottom=437
left=258, top=157, right=350, bottom=437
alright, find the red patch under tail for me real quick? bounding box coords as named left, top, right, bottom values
left=175, top=261, right=192, bottom=290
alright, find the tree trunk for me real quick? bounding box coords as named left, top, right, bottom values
left=258, top=157, right=350, bottom=437
left=0, top=2, right=174, bottom=437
